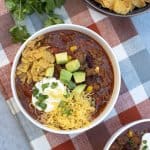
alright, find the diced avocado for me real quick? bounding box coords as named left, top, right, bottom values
left=60, top=69, right=72, bottom=82
left=73, top=71, right=86, bottom=83
left=55, top=52, right=68, bottom=64
left=45, top=66, right=54, bottom=77
left=73, top=84, right=86, bottom=94
left=65, top=59, right=80, bottom=72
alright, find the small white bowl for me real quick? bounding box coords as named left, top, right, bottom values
left=11, top=24, right=121, bottom=134
left=104, top=119, right=150, bottom=150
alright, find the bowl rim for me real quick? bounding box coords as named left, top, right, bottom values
left=84, top=0, right=150, bottom=17
left=11, top=24, right=121, bottom=134
left=104, top=119, right=150, bottom=150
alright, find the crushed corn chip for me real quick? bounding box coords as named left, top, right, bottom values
left=16, top=38, right=55, bottom=84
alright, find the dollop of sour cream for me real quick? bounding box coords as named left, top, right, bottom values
left=140, top=133, right=150, bottom=150
left=32, top=77, right=66, bottom=112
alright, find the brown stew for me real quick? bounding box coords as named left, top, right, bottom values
left=110, top=122, right=150, bottom=150
left=15, top=30, right=114, bottom=120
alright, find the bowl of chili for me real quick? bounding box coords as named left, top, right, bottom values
left=104, top=119, right=150, bottom=150
left=11, top=24, right=121, bottom=134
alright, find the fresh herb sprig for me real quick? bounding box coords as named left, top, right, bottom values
left=5, top=0, right=65, bottom=43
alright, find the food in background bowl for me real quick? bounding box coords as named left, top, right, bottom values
left=95, top=0, right=150, bottom=15
left=11, top=24, right=120, bottom=134
left=104, top=119, right=150, bottom=150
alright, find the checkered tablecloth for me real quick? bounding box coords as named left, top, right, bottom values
left=0, top=0, right=150, bottom=150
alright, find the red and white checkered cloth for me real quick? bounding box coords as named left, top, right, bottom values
left=0, top=0, right=150, bottom=149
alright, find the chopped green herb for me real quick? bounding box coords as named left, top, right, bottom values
left=143, top=140, right=147, bottom=144
left=5, top=0, right=16, bottom=11
left=63, top=89, right=70, bottom=98
left=33, top=87, right=39, bottom=96
left=9, top=25, right=30, bottom=43
left=42, top=83, right=49, bottom=91
left=64, top=80, right=76, bottom=90
left=128, top=139, right=134, bottom=147
left=44, top=14, right=64, bottom=27
left=63, top=94, right=69, bottom=98
left=55, top=0, right=65, bottom=7
left=36, top=101, right=47, bottom=110
left=37, top=93, right=48, bottom=102
left=5, top=0, right=65, bottom=43
left=63, top=108, right=72, bottom=116
left=35, top=101, right=40, bottom=106
left=22, top=5, right=33, bottom=15
left=39, top=103, right=47, bottom=110
left=13, top=9, right=26, bottom=20
left=142, top=145, right=148, bottom=150
left=51, top=82, right=58, bottom=89
left=45, top=0, right=56, bottom=13
left=58, top=101, right=72, bottom=116
left=58, top=101, right=68, bottom=108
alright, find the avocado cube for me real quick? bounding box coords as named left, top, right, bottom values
left=45, top=66, right=54, bottom=77
left=55, top=52, right=68, bottom=64
left=65, top=59, right=80, bottom=72
left=73, top=72, right=86, bottom=83
left=60, top=69, right=72, bottom=82
left=73, top=84, right=86, bottom=94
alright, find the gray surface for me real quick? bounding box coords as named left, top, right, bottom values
left=0, top=93, right=31, bottom=150
left=17, top=112, right=44, bottom=141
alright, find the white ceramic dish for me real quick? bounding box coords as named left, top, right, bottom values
left=11, top=24, right=121, bottom=134
left=104, top=119, right=150, bottom=150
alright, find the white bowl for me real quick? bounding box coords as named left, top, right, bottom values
left=11, top=24, right=121, bottom=134
left=104, top=119, right=150, bottom=150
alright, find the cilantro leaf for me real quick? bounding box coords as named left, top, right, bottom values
left=45, top=0, right=56, bottom=13
left=31, top=1, right=45, bottom=14
left=5, top=0, right=65, bottom=43
left=44, top=0, right=65, bottom=14
left=9, top=25, right=30, bottom=43
left=13, top=9, right=26, bottom=20
left=44, top=14, right=64, bottom=27
left=44, top=18, right=54, bottom=26
left=22, top=5, right=34, bottom=15
left=54, top=0, right=65, bottom=8
left=5, top=0, right=16, bottom=11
